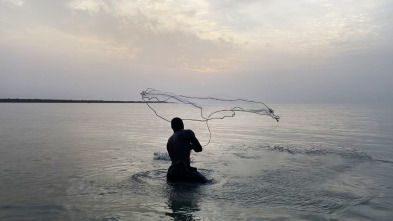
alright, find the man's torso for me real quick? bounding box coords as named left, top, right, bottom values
left=167, top=129, right=194, bottom=166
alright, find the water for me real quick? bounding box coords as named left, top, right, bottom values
left=0, top=103, right=392, bottom=220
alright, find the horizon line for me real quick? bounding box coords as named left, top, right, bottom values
left=0, top=98, right=164, bottom=104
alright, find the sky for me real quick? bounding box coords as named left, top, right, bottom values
left=1, top=0, right=392, bottom=103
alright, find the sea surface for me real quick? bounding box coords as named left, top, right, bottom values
left=0, top=103, right=392, bottom=220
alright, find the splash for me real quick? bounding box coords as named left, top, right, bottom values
left=141, top=88, right=279, bottom=146
left=153, top=152, right=170, bottom=161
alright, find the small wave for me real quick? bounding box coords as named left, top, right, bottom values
left=131, top=169, right=218, bottom=183
left=229, top=144, right=373, bottom=161
left=0, top=205, right=65, bottom=211
left=131, top=169, right=168, bottom=184
left=0, top=204, right=67, bottom=220
left=374, top=159, right=393, bottom=164
left=127, top=169, right=221, bottom=200
left=232, top=152, right=261, bottom=159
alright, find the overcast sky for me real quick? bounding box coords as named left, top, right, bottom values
left=1, top=0, right=392, bottom=103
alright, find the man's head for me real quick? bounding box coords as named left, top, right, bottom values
left=171, top=117, right=184, bottom=132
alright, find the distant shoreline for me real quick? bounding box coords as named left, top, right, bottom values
left=0, top=98, right=164, bottom=104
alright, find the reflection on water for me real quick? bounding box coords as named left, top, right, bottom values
left=0, top=103, right=392, bottom=220
left=165, top=183, right=202, bottom=221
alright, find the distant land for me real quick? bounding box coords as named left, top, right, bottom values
left=0, top=98, right=164, bottom=103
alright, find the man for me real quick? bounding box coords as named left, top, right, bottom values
left=166, top=117, right=208, bottom=183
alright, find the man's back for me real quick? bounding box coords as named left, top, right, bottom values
left=167, top=129, right=202, bottom=166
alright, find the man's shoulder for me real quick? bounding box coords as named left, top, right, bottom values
left=183, top=129, right=195, bottom=136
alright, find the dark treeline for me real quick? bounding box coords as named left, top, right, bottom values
left=0, top=98, right=164, bottom=103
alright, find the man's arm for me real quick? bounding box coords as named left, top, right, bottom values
left=189, top=130, right=202, bottom=152
left=167, top=137, right=174, bottom=161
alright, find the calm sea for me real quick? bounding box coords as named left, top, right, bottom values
left=0, top=103, right=392, bottom=220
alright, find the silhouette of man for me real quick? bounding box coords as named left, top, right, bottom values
left=167, top=117, right=208, bottom=183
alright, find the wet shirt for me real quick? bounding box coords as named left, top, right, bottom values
left=167, top=129, right=202, bottom=166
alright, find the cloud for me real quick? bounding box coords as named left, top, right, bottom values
left=2, top=0, right=388, bottom=74
left=65, top=0, right=240, bottom=72
left=63, top=0, right=387, bottom=74
left=2, top=0, right=23, bottom=6
left=68, top=0, right=215, bottom=37
left=69, top=0, right=110, bottom=15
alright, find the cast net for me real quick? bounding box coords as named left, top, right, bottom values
left=141, top=88, right=279, bottom=146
